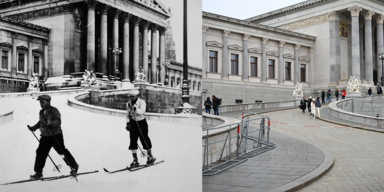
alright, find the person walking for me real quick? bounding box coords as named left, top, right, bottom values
left=204, top=97, right=212, bottom=114
left=321, top=91, right=325, bottom=104
left=341, top=89, right=346, bottom=99
left=125, top=89, right=155, bottom=168
left=325, top=89, right=331, bottom=103
left=27, top=95, right=79, bottom=180
left=212, top=95, right=220, bottom=116
left=308, top=100, right=316, bottom=119
left=335, top=89, right=340, bottom=101
left=368, top=87, right=372, bottom=96
left=307, top=96, right=312, bottom=113
left=315, top=97, right=321, bottom=118
left=300, top=96, right=307, bottom=113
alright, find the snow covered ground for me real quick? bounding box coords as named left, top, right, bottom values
left=0, top=95, right=201, bottom=192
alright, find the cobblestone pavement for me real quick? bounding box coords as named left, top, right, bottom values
left=260, top=109, right=384, bottom=192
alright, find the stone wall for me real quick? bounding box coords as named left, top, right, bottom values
left=0, top=80, right=28, bottom=93
left=337, top=95, right=384, bottom=117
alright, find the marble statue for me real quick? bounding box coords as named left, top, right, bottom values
left=347, top=76, right=361, bottom=93
left=27, top=73, right=40, bottom=92
left=292, top=82, right=303, bottom=97
left=134, top=67, right=146, bottom=81
left=82, top=70, right=97, bottom=86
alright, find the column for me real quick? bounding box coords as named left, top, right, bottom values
left=133, top=17, right=141, bottom=77
left=142, top=21, right=150, bottom=82
left=100, top=5, right=109, bottom=75
left=310, top=47, right=315, bottom=87
left=261, top=37, right=268, bottom=83
left=122, top=13, right=131, bottom=82
left=278, top=41, right=285, bottom=85
left=242, top=34, right=250, bottom=81
left=175, top=70, right=180, bottom=88
left=372, top=25, right=376, bottom=71
left=11, top=33, right=17, bottom=77
left=359, top=19, right=365, bottom=80
left=159, top=27, right=166, bottom=85
left=348, top=17, right=352, bottom=77
left=27, top=37, right=33, bottom=78
left=151, top=24, right=158, bottom=84
left=43, top=40, right=49, bottom=78
left=377, top=14, right=384, bottom=83
left=328, top=11, right=341, bottom=86
left=363, top=10, right=375, bottom=84
left=222, top=30, right=230, bottom=79
left=294, top=44, right=301, bottom=84
left=202, top=26, right=209, bottom=78
left=113, top=10, right=121, bottom=74
left=348, top=5, right=362, bottom=80
left=86, top=0, right=97, bottom=71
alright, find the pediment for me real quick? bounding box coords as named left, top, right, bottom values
left=248, top=47, right=261, bottom=54
left=228, top=44, right=243, bottom=51
left=0, top=42, right=12, bottom=48
left=135, top=0, right=171, bottom=16
left=206, top=41, right=223, bottom=48
left=266, top=51, right=279, bottom=57
left=16, top=45, right=28, bottom=51
left=283, top=53, right=295, bottom=59
left=32, top=48, right=43, bottom=54
left=299, top=56, right=310, bottom=62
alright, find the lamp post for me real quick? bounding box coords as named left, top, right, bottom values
left=110, top=47, right=122, bottom=81
left=379, top=53, right=384, bottom=87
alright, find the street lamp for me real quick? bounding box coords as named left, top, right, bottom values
left=109, top=47, right=122, bottom=81
left=379, top=53, right=384, bottom=87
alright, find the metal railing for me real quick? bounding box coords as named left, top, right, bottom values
left=202, top=112, right=275, bottom=176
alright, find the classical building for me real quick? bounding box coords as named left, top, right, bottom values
left=202, top=0, right=384, bottom=104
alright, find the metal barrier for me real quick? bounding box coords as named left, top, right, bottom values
left=202, top=112, right=276, bottom=176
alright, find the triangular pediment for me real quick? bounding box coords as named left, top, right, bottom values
left=206, top=41, right=223, bottom=48
left=32, top=48, right=43, bottom=54
left=248, top=47, right=261, bottom=54
left=0, top=42, right=12, bottom=48
left=135, top=0, right=171, bottom=16
left=299, top=56, right=310, bottom=62
left=16, top=45, right=28, bottom=51
left=228, top=44, right=243, bottom=51
left=266, top=51, right=279, bottom=57
left=283, top=53, right=295, bottom=59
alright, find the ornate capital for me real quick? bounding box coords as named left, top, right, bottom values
left=202, top=26, right=209, bottom=33
left=123, top=13, right=132, bottom=23
left=328, top=11, right=340, bottom=21
left=101, top=5, right=110, bottom=15
left=151, top=24, right=158, bottom=31
left=223, top=30, right=230, bottom=37
left=310, top=47, right=315, bottom=53
left=134, top=17, right=142, bottom=26
left=85, top=0, right=98, bottom=10
left=348, top=5, right=362, bottom=17
left=142, top=20, right=150, bottom=29
left=262, top=38, right=269, bottom=44
left=295, top=44, right=301, bottom=50
left=11, top=33, right=18, bottom=39
left=363, top=10, right=375, bottom=21
left=114, top=9, right=122, bottom=19
left=243, top=34, right=250, bottom=41
left=27, top=37, right=34, bottom=43
left=279, top=41, right=285, bottom=48
left=376, top=14, right=384, bottom=24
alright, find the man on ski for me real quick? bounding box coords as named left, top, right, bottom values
left=27, top=95, right=79, bottom=180
left=125, top=89, right=155, bottom=167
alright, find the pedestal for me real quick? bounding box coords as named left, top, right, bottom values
left=121, top=82, right=134, bottom=89
left=175, top=102, right=197, bottom=115
left=291, top=96, right=302, bottom=107
left=347, top=92, right=362, bottom=98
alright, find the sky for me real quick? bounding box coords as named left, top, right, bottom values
left=203, top=0, right=307, bottom=20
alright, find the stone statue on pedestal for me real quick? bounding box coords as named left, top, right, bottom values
left=134, top=67, right=146, bottom=82
left=347, top=76, right=361, bottom=93
left=82, top=70, right=97, bottom=86
left=292, top=82, right=303, bottom=97
left=27, top=73, right=40, bottom=92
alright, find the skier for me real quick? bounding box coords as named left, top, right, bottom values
left=125, top=89, right=156, bottom=168
left=27, top=95, right=79, bottom=180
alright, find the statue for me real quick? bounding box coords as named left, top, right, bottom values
left=347, top=76, right=361, bottom=93
left=82, top=70, right=97, bottom=86
left=134, top=67, right=146, bottom=82
left=27, top=73, right=40, bottom=92
left=292, top=82, right=303, bottom=97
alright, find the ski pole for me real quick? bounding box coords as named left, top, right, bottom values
left=30, top=131, right=61, bottom=173
left=129, top=103, right=149, bottom=157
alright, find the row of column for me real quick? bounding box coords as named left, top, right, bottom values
left=85, top=1, right=166, bottom=84
left=167, top=68, right=201, bottom=91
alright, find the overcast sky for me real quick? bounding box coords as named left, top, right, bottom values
left=203, top=0, right=307, bottom=20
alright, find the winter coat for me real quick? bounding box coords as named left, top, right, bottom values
left=30, top=106, right=62, bottom=137
left=212, top=98, right=220, bottom=108
left=311, top=102, right=316, bottom=115
left=315, top=99, right=321, bottom=107
left=300, top=99, right=306, bottom=109
left=204, top=100, right=212, bottom=109
left=335, top=90, right=339, bottom=97
left=321, top=92, right=325, bottom=98
left=368, top=89, right=372, bottom=95
left=126, top=98, right=146, bottom=123
left=341, top=90, right=346, bottom=97
left=307, top=98, right=312, bottom=107
left=326, top=91, right=331, bottom=97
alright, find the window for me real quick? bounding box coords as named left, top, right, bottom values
left=285, top=62, right=291, bottom=80
left=1, top=50, right=8, bottom=70
left=301, top=64, right=306, bottom=82
left=250, top=57, right=257, bottom=77
left=18, top=53, right=25, bottom=72
left=235, top=100, right=243, bottom=104
left=231, top=54, right=238, bottom=75
left=34, top=56, right=39, bottom=74
left=268, top=59, right=275, bottom=79
left=209, top=51, right=218, bottom=73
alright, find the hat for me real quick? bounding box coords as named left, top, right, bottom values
left=128, top=89, right=139, bottom=96
left=309, top=96, right=312, bottom=99
left=37, top=94, right=51, bottom=102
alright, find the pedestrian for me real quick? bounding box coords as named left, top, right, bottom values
left=315, top=97, right=321, bottom=118
left=125, top=89, right=155, bottom=168
left=204, top=97, right=212, bottom=114
left=27, top=95, right=79, bottom=180
left=341, top=89, right=346, bottom=99
left=212, top=95, right=220, bottom=116
left=321, top=91, right=325, bottom=104
left=325, top=89, right=331, bottom=103
left=300, top=96, right=307, bottom=113
left=335, top=89, right=339, bottom=101
left=377, top=114, right=380, bottom=118
left=368, top=87, right=372, bottom=96
left=307, top=96, right=312, bottom=113
left=377, top=85, right=382, bottom=94
left=308, top=100, right=316, bottom=119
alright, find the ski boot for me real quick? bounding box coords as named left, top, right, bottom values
left=146, top=156, right=156, bottom=166
left=30, top=172, right=43, bottom=180
left=70, top=164, right=79, bottom=177
left=130, top=159, right=140, bottom=168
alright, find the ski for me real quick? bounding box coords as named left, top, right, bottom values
left=128, top=160, right=164, bottom=172
left=1, top=170, right=99, bottom=185
left=103, top=165, right=146, bottom=174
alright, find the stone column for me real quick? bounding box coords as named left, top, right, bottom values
left=222, top=30, right=230, bottom=79
left=27, top=37, right=33, bottom=78
left=142, top=21, right=150, bottom=82
left=261, top=38, right=269, bottom=83
left=376, top=14, right=384, bottom=83
left=328, top=11, right=341, bottom=86
left=133, top=17, right=141, bottom=77
left=294, top=44, right=301, bottom=85
left=43, top=40, right=49, bottom=78
left=310, top=47, right=315, bottom=87
left=100, top=5, right=109, bottom=75
left=151, top=24, right=158, bottom=84
left=86, top=0, right=97, bottom=71
left=348, top=5, right=362, bottom=80
left=202, top=26, right=209, bottom=78
left=122, top=13, right=131, bottom=82
left=159, top=27, right=166, bottom=85
left=113, top=10, right=121, bottom=74
left=278, top=41, right=285, bottom=85
left=242, top=34, right=250, bottom=81
left=11, top=33, right=18, bottom=77
left=359, top=19, right=365, bottom=80
left=363, top=10, right=375, bottom=84
left=348, top=18, right=352, bottom=77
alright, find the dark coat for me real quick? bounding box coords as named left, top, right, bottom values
left=315, top=99, right=321, bottom=107
left=30, top=106, right=62, bottom=137
left=368, top=88, right=372, bottom=94
left=321, top=92, right=325, bottom=98
left=204, top=100, right=212, bottom=109
left=335, top=90, right=339, bottom=97
left=212, top=98, right=220, bottom=108
left=300, top=99, right=307, bottom=109
left=307, top=98, right=312, bottom=107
